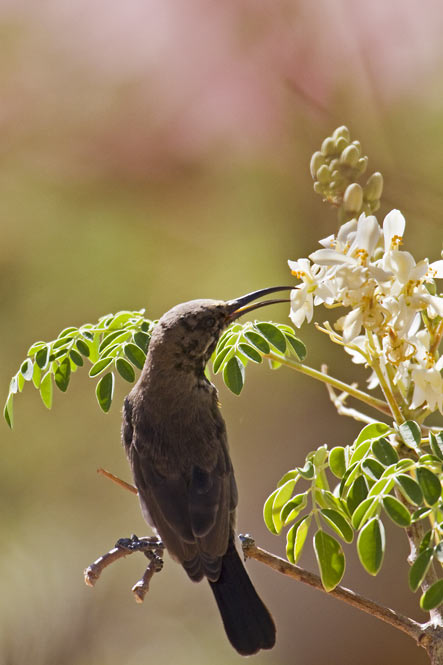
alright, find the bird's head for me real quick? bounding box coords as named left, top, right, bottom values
left=149, top=286, right=293, bottom=372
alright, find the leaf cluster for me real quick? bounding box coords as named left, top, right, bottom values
left=211, top=321, right=306, bottom=394
left=4, top=310, right=155, bottom=425
left=264, top=421, right=443, bottom=607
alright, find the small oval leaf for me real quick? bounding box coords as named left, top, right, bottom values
left=116, top=357, right=136, bottom=383
left=223, top=356, right=245, bottom=395
left=255, top=323, right=287, bottom=353
left=382, top=495, right=411, bottom=527
left=420, top=579, right=443, bottom=611
left=96, top=372, right=115, bottom=413
left=124, top=343, right=146, bottom=370
left=416, top=467, right=442, bottom=506
left=238, top=343, right=262, bottom=364
left=320, top=508, right=354, bottom=543
left=54, top=358, right=71, bottom=392
left=244, top=331, right=270, bottom=354
left=40, top=371, right=53, bottom=409
left=357, top=517, right=385, bottom=575
left=371, top=438, right=398, bottom=466
left=313, top=529, right=345, bottom=591
left=395, top=474, right=424, bottom=506
left=89, top=357, right=114, bottom=378
left=75, top=339, right=91, bottom=357
left=409, top=549, right=434, bottom=592
left=329, top=446, right=347, bottom=479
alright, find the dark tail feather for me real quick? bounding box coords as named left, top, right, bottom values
left=208, top=538, right=276, bottom=655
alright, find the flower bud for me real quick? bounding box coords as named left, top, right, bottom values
left=340, top=144, right=359, bottom=167
left=356, top=156, right=368, bottom=175
left=343, top=183, right=363, bottom=214
left=321, top=137, right=336, bottom=156
left=335, top=136, right=349, bottom=154
left=316, top=164, right=331, bottom=184
left=364, top=172, right=384, bottom=202
left=310, top=151, right=325, bottom=179
left=313, top=181, right=323, bottom=194
left=332, top=125, right=350, bottom=142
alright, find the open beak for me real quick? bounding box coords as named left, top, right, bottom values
left=227, top=286, right=293, bottom=321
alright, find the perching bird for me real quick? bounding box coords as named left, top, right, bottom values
left=121, top=286, right=291, bottom=655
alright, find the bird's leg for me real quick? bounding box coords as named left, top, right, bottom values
left=84, top=534, right=164, bottom=596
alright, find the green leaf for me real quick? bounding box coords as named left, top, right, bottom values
left=107, top=311, right=134, bottom=329
left=329, top=446, right=347, bottom=479
left=20, top=360, right=34, bottom=381
left=32, top=361, right=42, bottom=388
left=395, top=474, right=424, bottom=506
left=347, top=476, right=369, bottom=515
left=98, top=330, right=130, bottom=353
left=409, top=549, right=434, bottom=592
left=382, top=495, right=411, bottom=527
left=96, top=372, right=115, bottom=413
left=435, top=543, right=443, bottom=563
left=213, top=345, right=235, bottom=373
left=399, top=421, right=421, bottom=450
left=3, top=393, right=13, bottom=428
left=351, top=497, right=379, bottom=530
left=361, top=458, right=384, bottom=481
left=297, top=460, right=315, bottom=480
left=255, top=323, right=287, bottom=353
left=238, top=343, right=262, bottom=363
left=429, top=432, right=443, bottom=461
left=280, top=492, right=308, bottom=525
left=124, top=343, right=146, bottom=370
left=89, top=357, right=114, bottom=377
left=355, top=422, right=391, bottom=446
left=69, top=349, right=84, bottom=367
left=350, top=439, right=372, bottom=465
left=244, top=331, right=270, bottom=354
left=419, top=530, right=433, bottom=554
left=263, top=478, right=297, bottom=535
left=75, top=339, right=90, bottom=357
left=116, top=357, right=136, bottom=383
left=285, top=335, right=307, bottom=361
left=54, top=358, right=71, bottom=392
left=57, top=326, right=78, bottom=338
left=416, top=467, right=442, bottom=506
left=371, top=438, right=398, bottom=466
left=320, top=508, right=354, bottom=543
left=411, top=507, right=432, bottom=522
left=223, top=356, right=245, bottom=395
left=286, top=515, right=311, bottom=564
left=39, top=371, right=53, bottom=409
left=277, top=469, right=299, bottom=488
left=35, top=346, right=49, bottom=370
left=420, top=580, right=443, bottom=611
left=133, top=331, right=150, bottom=352
left=357, top=518, right=385, bottom=575
left=313, top=529, right=345, bottom=591
left=27, top=340, right=46, bottom=355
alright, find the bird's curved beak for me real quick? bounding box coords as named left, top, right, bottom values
left=227, top=286, right=293, bottom=321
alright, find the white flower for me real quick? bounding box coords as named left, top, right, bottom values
left=410, top=358, right=443, bottom=412
left=383, top=209, right=405, bottom=251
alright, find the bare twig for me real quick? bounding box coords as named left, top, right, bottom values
left=321, top=364, right=379, bottom=425
left=240, top=537, right=425, bottom=644
left=97, top=468, right=138, bottom=495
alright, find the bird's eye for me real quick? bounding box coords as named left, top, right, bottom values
left=204, top=316, right=216, bottom=329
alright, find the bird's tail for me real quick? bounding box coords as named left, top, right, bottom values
left=208, top=538, right=276, bottom=655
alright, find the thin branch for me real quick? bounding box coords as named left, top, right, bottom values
left=240, top=538, right=425, bottom=644
left=97, top=468, right=138, bottom=495
left=321, top=364, right=379, bottom=425
left=265, top=351, right=391, bottom=417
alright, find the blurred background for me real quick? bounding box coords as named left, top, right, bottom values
left=2, top=0, right=443, bottom=663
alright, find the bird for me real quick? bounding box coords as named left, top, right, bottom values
left=121, top=286, right=291, bottom=655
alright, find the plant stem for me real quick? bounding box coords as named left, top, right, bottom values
left=265, top=352, right=391, bottom=417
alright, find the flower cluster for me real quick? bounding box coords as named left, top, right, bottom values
left=289, top=210, right=443, bottom=415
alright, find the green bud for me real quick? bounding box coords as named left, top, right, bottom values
left=321, top=137, right=336, bottom=156
left=316, top=164, right=331, bottom=184
left=343, top=183, right=363, bottom=214
left=313, top=181, right=324, bottom=194
left=364, top=172, right=384, bottom=202
left=425, top=281, right=437, bottom=296
left=352, top=140, right=361, bottom=151
left=329, top=158, right=339, bottom=171
left=335, top=136, right=349, bottom=154
left=340, top=144, right=360, bottom=167
left=356, top=156, right=368, bottom=175
left=332, top=125, right=350, bottom=142
left=310, top=151, right=325, bottom=179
